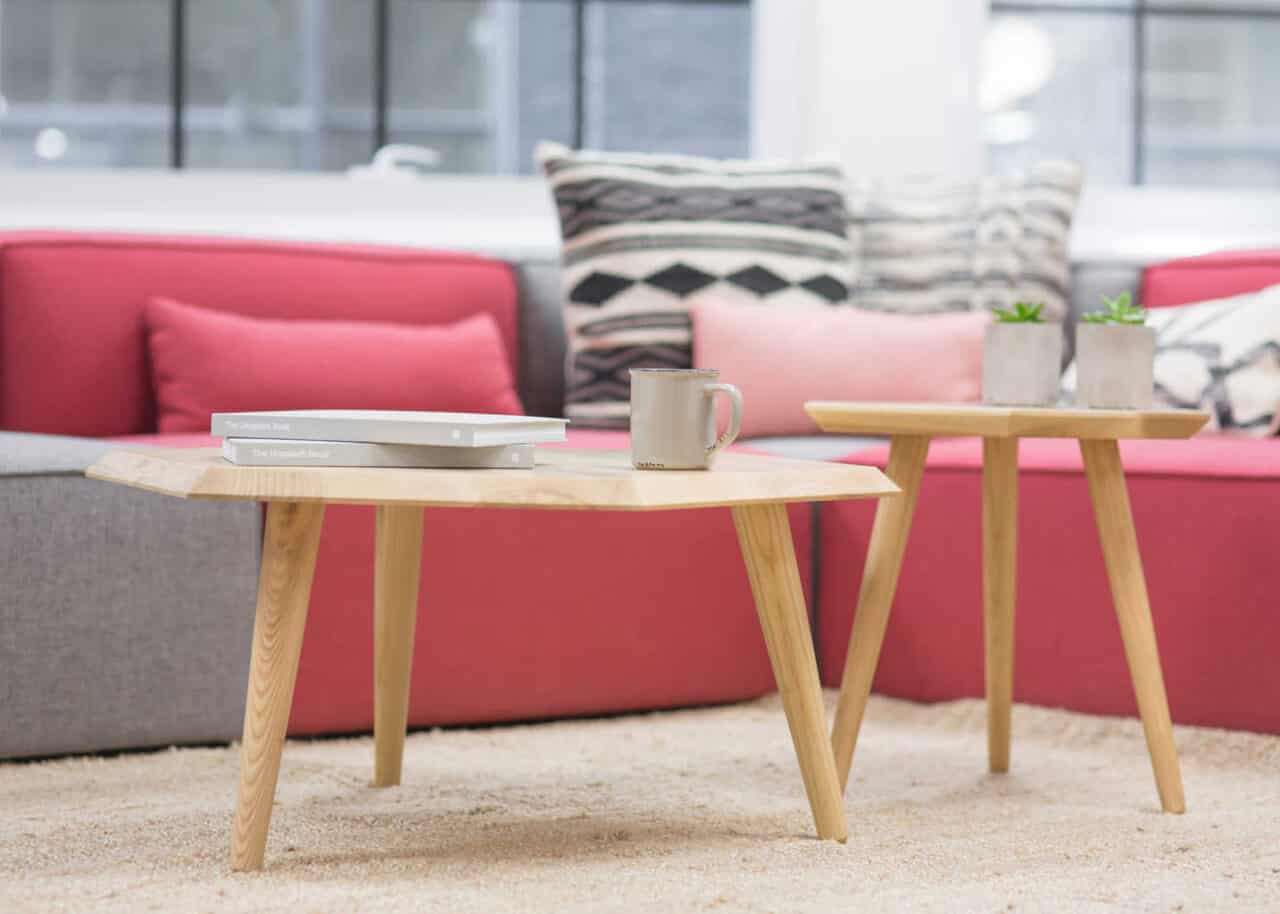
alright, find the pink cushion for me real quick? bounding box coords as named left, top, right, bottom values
left=144, top=296, right=522, bottom=433
left=1142, top=248, right=1280, bottom=308
left=0, top=232, right=518, bottom=437
left=691, top=300, right=990, bottom=438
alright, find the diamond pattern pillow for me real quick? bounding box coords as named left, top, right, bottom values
left=537, top=142, right=853, bottom=428
left=846, top=160, right=1084, bottom=320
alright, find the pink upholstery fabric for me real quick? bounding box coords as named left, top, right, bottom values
left=64, top=233, right=801, bottom=735
left=1142, top=248, right=1280, bottom=308
left=691, top=300, right=989, bottom=437
left=819, top=436, right=1280, bottom=733
left=0, top=232, right=518, bottom=436
left=144, top=297, right=522, bottom=433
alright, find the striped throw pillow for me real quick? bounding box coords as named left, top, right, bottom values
left=537, top=142, right=853, bottom=429
left=846, top=160, right=1084, bottom=320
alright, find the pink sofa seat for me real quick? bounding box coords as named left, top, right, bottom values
left=818, top=436, right=1280, bottom=734
left=114, top=429, right=811, bottom=735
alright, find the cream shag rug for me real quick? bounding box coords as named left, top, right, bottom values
left=3, top=693, right=1279, bottom=914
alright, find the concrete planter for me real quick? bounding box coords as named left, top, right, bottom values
left=982, top=323, right=1064, bottom=407
left=1075, top=323, right=1156, bottom=409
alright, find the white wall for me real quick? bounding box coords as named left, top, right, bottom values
left=752, top=0, right=986, bottom=179
left=5, top=168, right=1279, bottom=268
left=0, top=169, right=563, bottom=264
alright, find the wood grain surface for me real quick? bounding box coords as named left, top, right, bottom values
left=86, top=447, right=898, bottom=510
left=230, top=501, right=325, bottom=871
left=806, top=402, right=1209, bottom=440
left=733, top=502, right=849, bottom=843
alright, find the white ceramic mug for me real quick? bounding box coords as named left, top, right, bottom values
left=629, top=368, right=744, bottom=470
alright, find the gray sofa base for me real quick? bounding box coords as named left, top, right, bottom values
left=1, top=433, right=261, bottom=760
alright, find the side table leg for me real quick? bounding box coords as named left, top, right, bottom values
left=373, top=505, right=425, bottom=787
left=733, top=503, right=848, bottom=842
left=983, top=437, right=1018, bottom=774
left=831, top=434, right=930, bottom=791
left=1080, top=439, right=1185, bottom=813
left=231, top=501, right=325, bottom=871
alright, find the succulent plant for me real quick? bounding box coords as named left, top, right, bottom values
left=1081, top=291, right=1147, bottom=326
left=992, top=301, right=1046, bottom=323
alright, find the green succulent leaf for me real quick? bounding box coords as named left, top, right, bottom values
left=1083, top=290, right=1148, bottom=325
left=993, top=301, right=1046, bottom=323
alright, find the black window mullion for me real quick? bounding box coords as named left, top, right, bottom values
left=374, top=0, right=390, bottom=153
left=170, top=0, right=185, bottom=168
left=572, top=0, right=586, bottom=147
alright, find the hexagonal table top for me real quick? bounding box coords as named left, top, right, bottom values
left=87, top=447, right=898, bottom=511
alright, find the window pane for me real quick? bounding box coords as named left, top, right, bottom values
left=1143, top=14, right=1280, bottom=186
left=585, top=0, right=750, bottom=158
left=513, top=1, right=577, bottom=168
left=0, top=0, right=170, bottom=167
left=984, top=12, right=1134, bottom=184
left=185, top=0, right=374, bottom=171
left=388, top=0, right=749, bottom=174
left=388, top=0, right=576, bottom=174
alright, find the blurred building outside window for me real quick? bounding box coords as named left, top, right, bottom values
left=0, top=0, right=1276, bottom=188
left=986, top=0, right=1280, bottom=186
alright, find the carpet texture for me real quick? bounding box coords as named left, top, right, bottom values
left=2, top=693, right=1278, bottom=913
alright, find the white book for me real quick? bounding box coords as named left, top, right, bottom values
left=222, top=438, right=536, bottom=469
left=211, top=409, right=568, bottom=447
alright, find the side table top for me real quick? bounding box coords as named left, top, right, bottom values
left=805, top=402, right=1210, bottom=440
left=86, top=447, right=898, bottom=511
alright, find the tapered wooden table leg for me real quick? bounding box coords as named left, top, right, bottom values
left=1080, top=439, right=1186, bottom=813
left=231, top=501, right=325, bottom=871
left=983, top=437, right=1018, bottom=774
left=373, top=505, right=425, bottom=788
left=831, top=434, right=930, bottom=792
left=733, top=503, right=848, bottom=842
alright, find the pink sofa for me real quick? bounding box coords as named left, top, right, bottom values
left=0, top=231, right=805, bottom=737
left=817, top=250, right=1280, bottom=734
left=4, top=232, right=1277, bottom=741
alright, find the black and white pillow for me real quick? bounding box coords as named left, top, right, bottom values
left=537, top=142, right=853, bottom=429
left=1061, top=284, right=1280, bottom=434
left=846, top=160, right=1084, bottom=320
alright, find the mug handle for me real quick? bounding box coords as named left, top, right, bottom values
left=705, top=382, right=744, bottom=459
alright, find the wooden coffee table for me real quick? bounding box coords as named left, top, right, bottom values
left=87, top=446, right=897, bottom=870
left=804, top=402, right=1210, bottom=814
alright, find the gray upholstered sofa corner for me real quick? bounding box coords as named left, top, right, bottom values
left=0, top=432, right=262, bottom=759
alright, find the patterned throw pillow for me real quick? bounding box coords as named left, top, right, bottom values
left=846, top=160, right=1084, bottom=320
left=537, top=142, right=853, bottom=429
left=1061, top=284, right=1280, bottom=434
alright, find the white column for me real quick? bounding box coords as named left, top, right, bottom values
left=750, top=0, right=820, bottom=162
left=752, top=0, right=987, bottom=179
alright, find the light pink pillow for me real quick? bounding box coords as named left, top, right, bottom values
left=691, top=301, right=990, bottom=438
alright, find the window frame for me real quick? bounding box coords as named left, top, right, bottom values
left=990, top=1, right=1280, bottom=183
left=154, top=0, right=748, bottom=169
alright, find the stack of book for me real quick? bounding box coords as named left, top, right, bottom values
left=212, top=409, right=568, bottom=469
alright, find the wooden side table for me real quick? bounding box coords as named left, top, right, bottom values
left=87, top=446, right=897, bottom=870
left=804, top=402, right=1210, bottom=814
